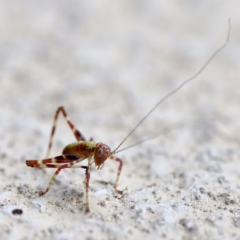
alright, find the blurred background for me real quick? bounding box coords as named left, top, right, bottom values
left=1, top=0, right=240, bottom=193
left=0, top=1, right=240, bottom=239
left=1, top=1, right=239, bottom=147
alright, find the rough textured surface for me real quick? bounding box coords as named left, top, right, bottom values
left=0, top=1, right=240, bottom=239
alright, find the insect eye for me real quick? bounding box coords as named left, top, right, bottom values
left=97, top=148, right=103, bottom=158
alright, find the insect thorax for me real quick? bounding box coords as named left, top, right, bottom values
left=62, top=141, right=96, bottom=158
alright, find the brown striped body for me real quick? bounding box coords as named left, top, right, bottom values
left=62, top=141, right=96, bottom=159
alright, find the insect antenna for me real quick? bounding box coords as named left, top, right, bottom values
left=115, top=121, right=185, bottom=154
left=115, top=118, right=211, bottom=153
left=110, top=19, right=231, bottom=156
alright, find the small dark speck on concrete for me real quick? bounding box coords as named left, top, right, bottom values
left=199, top=187, right=206, bottom=194
left=195, top=195, right=201, bottom=200
left=220, top=193, right=230, bottom=198
left=179, top=218, right=198, bottom=232
left=233, top=217, right=240, bottom=227
left=12, top=209, right=23, bottom=215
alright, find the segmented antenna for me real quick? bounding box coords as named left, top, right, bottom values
left=110, top=19, right=231, bottom=156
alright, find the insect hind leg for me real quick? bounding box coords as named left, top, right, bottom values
left=46, top=106, right=86, bottom=158
left=26, top=154, right=80, bottom=168
left=36, top=158, right=82, bottom=196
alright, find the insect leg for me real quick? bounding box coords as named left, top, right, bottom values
left=65, top=164, right=90, bottom=213
left=46, top=106, right=86, bottom=158
left=81, top=156, right=93, bottom=212
left=27, top=154, right=91, bottom=212
left=26, top=154, right=80, bottom=168
left=62, top=162, right=90, bottom=213
left=36, top=158, right=82, bottom=196
left=109, top=156, right=123, bottom=194
left=84, top=165, right=90, bottom=213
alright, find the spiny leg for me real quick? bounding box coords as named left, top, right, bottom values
left=46, top=106, right=86, bottom=158
left=109, top=156, right=124, bottom=194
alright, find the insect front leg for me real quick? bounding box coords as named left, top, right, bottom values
left=46, top=106, right=86, bottom=158
left=109, top=156, right=124, bottom=194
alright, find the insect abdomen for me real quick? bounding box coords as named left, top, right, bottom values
left=62, top=141, right=95, bottom=158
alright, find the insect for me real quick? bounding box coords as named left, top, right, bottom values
left=26, top=20, right=231, bottom=213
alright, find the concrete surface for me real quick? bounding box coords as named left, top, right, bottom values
left=0, top=1, right=240, bottom=240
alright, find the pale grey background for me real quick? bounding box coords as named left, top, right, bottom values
left=0, top=1, right=240, bottom=240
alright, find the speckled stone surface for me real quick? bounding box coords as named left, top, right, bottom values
left=0, top=1, right=240, bottom=239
